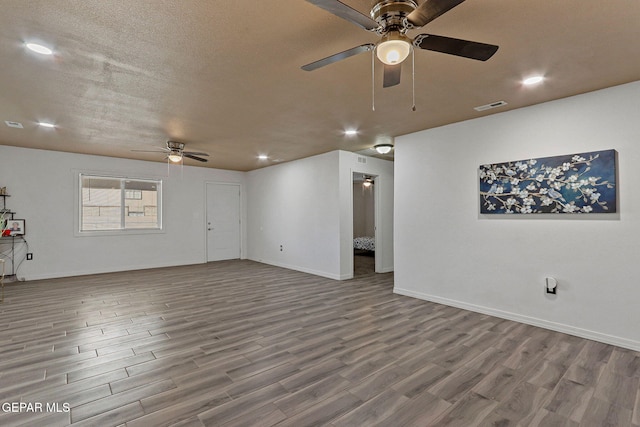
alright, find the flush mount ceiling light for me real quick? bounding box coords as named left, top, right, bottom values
left=363, top=176, right=374, bottom=187
left=25, top=42, right=53, bottom=55
left=344, top=129, right=358, bottom=136
left=523, top=75, right=544, bottom=86
left=374, top=143, right=394, bottom=154
left=258, top=154, right=269, bottom=160
left=38, top=121, right=56, bottom=128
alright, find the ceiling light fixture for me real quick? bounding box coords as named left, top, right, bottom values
left=523, top=75, right=544, bottom=86
left=168, top=151, right=182, bottom=163
left=374, top=143, right=394, bottom=154
left=344, top=129, right=358, bottom=136
left=363, top=176, right=374, bottom=188
left=25, top=42, right=53, bottom=55
left=38, top=122, right=56, bottom=128
left=258, top=155, right=268, bottom=160
left=376, top=32, right=412, bottom=65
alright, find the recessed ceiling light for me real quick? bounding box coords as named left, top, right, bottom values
left=25, top=42, right=53, bottom=55
left=344, top=129, right=358, bottom=136
left=523, top=75, right=544, bottom=86
left=258, top=155, right=268, bottom=160
left=38, top=121, right=56, bottom=128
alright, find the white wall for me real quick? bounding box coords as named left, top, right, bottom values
left=0, top=146, right=392, bottom=283
left=0, top=146, right=246, bottom=280
left=246, top=151, right=342, bottom=279
left=246, top=150, right=394, bottom=280
left=394, top=81, right=640, bottom=351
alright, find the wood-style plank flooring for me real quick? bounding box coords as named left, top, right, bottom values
left=1, top=256, right=639, bottom=426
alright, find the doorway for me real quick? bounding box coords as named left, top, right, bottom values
left=206, top=183, right=241, bottom=262
left=352, top=173, right=376, bottom=276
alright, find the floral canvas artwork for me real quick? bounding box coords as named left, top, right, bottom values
left=479, top=149, right=616, bottom=214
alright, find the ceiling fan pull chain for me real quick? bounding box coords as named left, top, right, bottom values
left=412, top=47, right=416, bottom=112
left=371, top=48, right=376, bottom=111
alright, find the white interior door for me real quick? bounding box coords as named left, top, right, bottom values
left=206, top=183, right=241, bottom=262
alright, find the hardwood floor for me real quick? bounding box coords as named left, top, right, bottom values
left=0, top=257, right=639, bottom=426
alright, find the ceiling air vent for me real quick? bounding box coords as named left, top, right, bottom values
left=5, top=121, right=24, bottom=129
left=474, top=100, right=508, bottom=112
left=357, top=156, right=367, bottom=164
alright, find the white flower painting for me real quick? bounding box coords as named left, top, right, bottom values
left=479, top=149, right=616, bottom=214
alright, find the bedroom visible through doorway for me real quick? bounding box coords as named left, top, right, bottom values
left=353, top=173, right=376, bottom=277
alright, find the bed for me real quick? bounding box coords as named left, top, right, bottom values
left=353, top=236, right=375, bottom=252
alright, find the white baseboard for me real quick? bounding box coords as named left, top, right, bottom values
left=254, top=259, right=390, bottom=281
left=23, top=258, right=344, bottom=282
left=253, top=258, right=344, bottom=281
left=394, top=287, right=640, bottom=352
left=22, top=260, right=204, bottom=281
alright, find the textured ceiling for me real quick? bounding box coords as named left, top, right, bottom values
left=1, top=1, right=639, bottom=171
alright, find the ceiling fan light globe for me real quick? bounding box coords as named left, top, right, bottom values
left=376, top=39, right=411, bottom=65
left=168, top=153, right=182, bottom=163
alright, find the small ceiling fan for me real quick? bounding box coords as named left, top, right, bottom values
left=302, top=0, right=499, bottom=87
left=132, top=141, right=209, bottom=163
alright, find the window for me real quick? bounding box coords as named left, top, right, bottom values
left=125, top=189, right=142, bottom=200
left=80, top=174, right=161, bottom=232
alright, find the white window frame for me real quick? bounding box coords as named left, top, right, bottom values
left=77, top=173, right=163, bottom=236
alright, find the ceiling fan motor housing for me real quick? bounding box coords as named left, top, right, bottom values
left=371, top=0, right=418, bottom=34
left=167, top=141, right=185, bottom=151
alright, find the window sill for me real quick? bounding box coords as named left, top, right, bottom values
left=75, top=228, right=165, bottom=238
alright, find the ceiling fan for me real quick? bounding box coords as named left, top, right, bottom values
left=132, top=141, right=210, bottom=163
left=302, top=0, right=499, bottom=87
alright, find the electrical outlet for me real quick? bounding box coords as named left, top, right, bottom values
left=280, top=245, right=283, bottom=252
left=26, top=253, right=33, bottom=260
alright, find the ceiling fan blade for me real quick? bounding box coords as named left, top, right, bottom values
left=305, top=0, right=378, bottom=31
left=414, top=34, right=498, bottom=61
left=183, top=151, right=209, bottom=156
left=302, top=44, right=375, bottom=71
left=406, top=0, right=466, bottom=28
left=383, top=63, right=402, bottom=88
left=183, top=153, right=208, bottom=163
